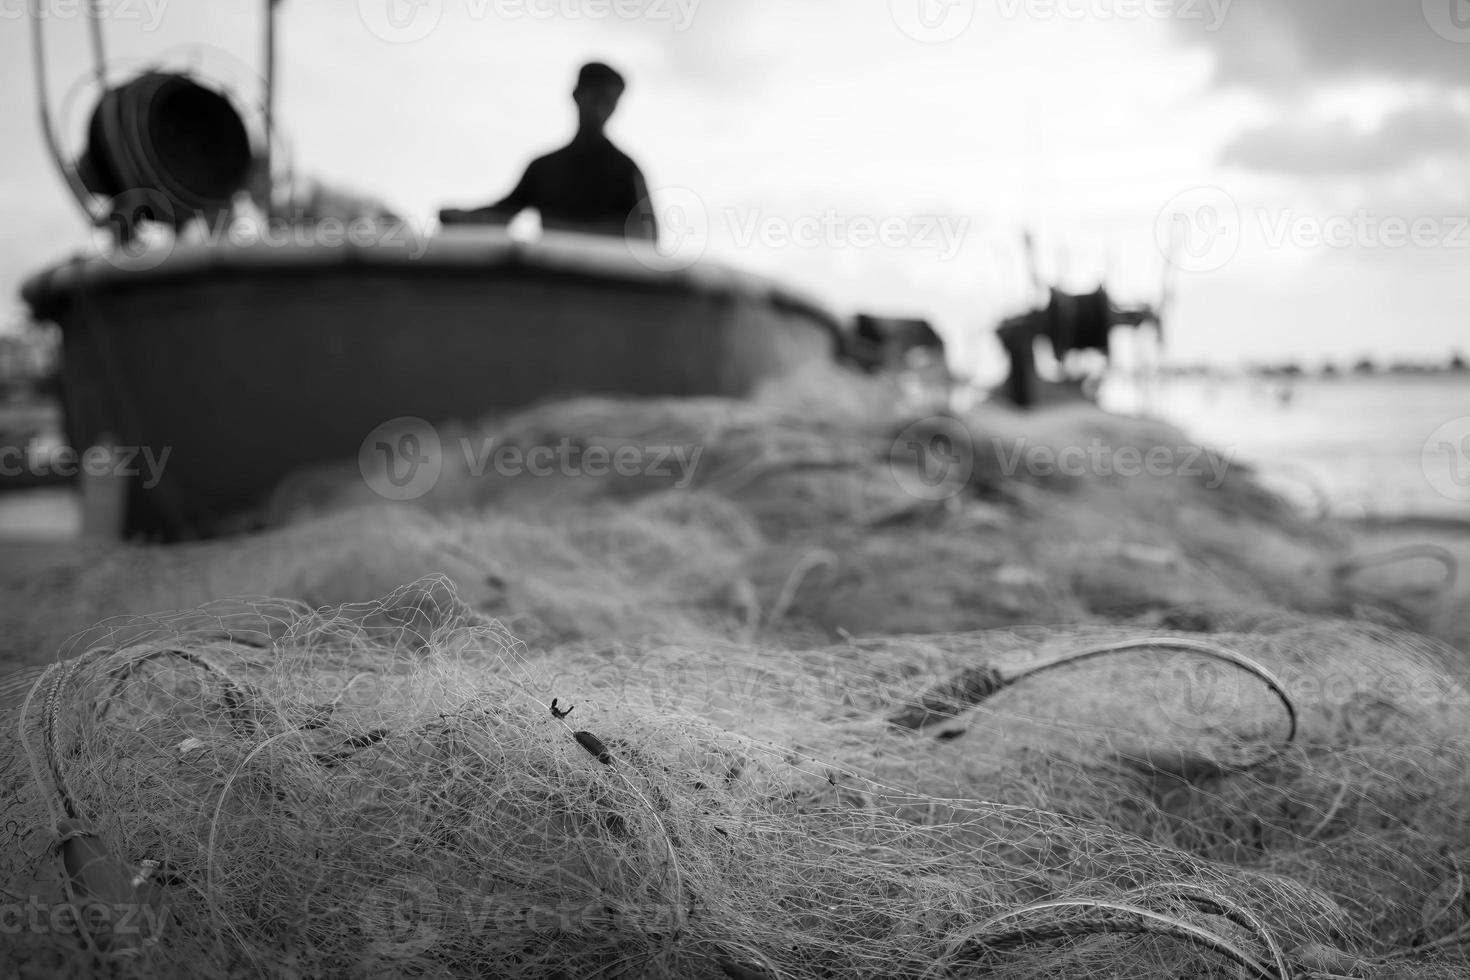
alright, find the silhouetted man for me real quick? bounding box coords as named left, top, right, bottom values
left=439, top=62, right=658, bottom=242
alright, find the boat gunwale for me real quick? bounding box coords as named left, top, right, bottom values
left=20, top=227, right=848, bottom=339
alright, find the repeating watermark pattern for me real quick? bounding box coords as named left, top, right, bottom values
left=727, top=210, right=970, bottom=261
left=547, top=642, right=1470, bottom=738
left=890, top=416, right=975, bottom=501
left=359, top=416, right=704, bottom=501
left=628, top=191, right=971, bottom=271
left=0, top=896, right=168, bottom=942
left=1422, top=416, right=1470, bottom=503
left=993, top=438, right=1235, bottom=488
left=360, top=417, right=445, bottom=502
left=891, top=0, right=1230, bottom=41
left=92, top=189, right=178, bottom=272
left=358, top=0, right=442, bottom=42
left=1150, top=655, right=1253, bottom=733
left=888, top=417, right=1236, bottom=500
left=1, top=0, right=169, bottom=29
left=889, top=0, right=977, bottom=43
left=1153, top=651, right=1469, bottom=733
left=0, top=440, right=170, bottom=489
left=629, top=187, right=710, bottom=272
left=1423, top=0, right=1470, bottom=43
left=1156, top=186, right=1242, bottom=273
left=360, top=875, right=441, bottom=957
left=97, top=187, right=966, bottom=274
left=1257, top=210, right=1470, bottom=252
left=996, top=0, right=1231, bottom=30
left=214, top=214, right=432, bottom=259
left=358, top=0, right=701, bottom=42
left=357, top=874, right=688, bottom=957
left=93, top=200, right=434, bottom=272
left=541, top=645, right=962, bottom=708
left=1158, top=186, right=1470, bottom=272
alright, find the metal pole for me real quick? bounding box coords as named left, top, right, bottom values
left=262, top=0, right=280, bottom=212
left=86, top=0, right=107, bottom=86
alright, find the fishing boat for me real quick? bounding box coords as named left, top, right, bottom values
left=990, top=231, right=1170, bottom=411
left=22, top=229, right=845, bottom=538
left=17, top=5, right=848, bottom=540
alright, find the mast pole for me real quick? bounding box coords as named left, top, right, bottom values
left=85, top=0, right=107, bottom=86
left=261, top=0, right=280, bottom=213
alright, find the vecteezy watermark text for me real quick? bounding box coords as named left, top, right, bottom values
left=0, top=896, right=168, bottom=941
left=359, top=417, right=703, bottom=501
left=726, top=209, right=971, bottom=262
left=97, top=204, right=434, bottom=272
left=890, top=0, right=1229, bottom=43
left=1158, top=186, right=1470, bottom=273
left=627, top=191, right=975, bottom=273
left=889, top=417, right=1236, bottom=500
left=361, top=873, right=689, bottom=957
left=997, top=0, right=1231, bottom=29
left=0, top=440, right=170, bottom=489
left=357, top=0, right=701, bottom=43
left=991, top=438, right=1235, bottom=488
left=0, top=0, right=168, bottom=30
left=1257, top=210, right=1470, bottom=251
left=1153, top=649, right=1470, bottom=734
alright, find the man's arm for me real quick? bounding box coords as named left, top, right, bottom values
left=440, top=165, right=535, bottom=226
left=627, top=166, right=658, bottom=244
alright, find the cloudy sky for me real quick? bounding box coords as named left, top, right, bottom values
left=4, top=0, right=1470, bottom=378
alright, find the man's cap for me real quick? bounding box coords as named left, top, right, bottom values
left=575, top=62, right=626, bottom=92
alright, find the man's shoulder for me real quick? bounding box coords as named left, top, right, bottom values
left=604, top=140, right=647, bottom=177
left=557, top=136, right=642, bottom=171
left=525, top=147, right=563, bottom=171
left=599, top=137, right=637, bottom=163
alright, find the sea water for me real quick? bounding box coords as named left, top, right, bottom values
left=1106, top=373, right=1470, bottom=521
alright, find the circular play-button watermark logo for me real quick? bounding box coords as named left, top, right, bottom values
left=358, top=0, right=444, bottom=43
left=1423, top=0, right=1470, bottom=42
left=1155, top=185, right=1241, bottom=273
left=628, top=186, right=709, bottom=272
left=1422, top=416, right=1470, bottom=504
left=1151, top=654, right=1253, bottom=734
left=890, top=0, right=976, bottom=43
left=889, top=415, right=974, bottom=501
left=359, top=416, right=443, bottom=501
left=358, top=874, right=441, bottom=958
left=92, top=187, right=178, bottom=271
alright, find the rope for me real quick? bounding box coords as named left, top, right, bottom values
left=1123, top=881, right=1293, bottom=980
left=947, top=899, right=1288, bottom=979
left=29, top=0, right=100, bottom=224
left=1333, top=543, right=1458, bottom=598
left=86, top=0, right=107, bottom=86
left=889, top=636, right=1298, bottom=767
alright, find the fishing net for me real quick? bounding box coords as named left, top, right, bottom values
left=3, top=380, right=1468, bottom=978
left=5, top=575, right=1470, bottom=979
left=8, top=380, right=1443, bottom=672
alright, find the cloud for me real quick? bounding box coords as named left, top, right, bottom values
left=1174, top=0, right=1470, bottom=92
left=1222, top=102, right=1470, bottom=175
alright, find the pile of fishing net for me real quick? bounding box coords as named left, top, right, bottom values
left=3, top=373, right=1466, bottom=978
left=6, top=576, right=1470, bottom=979
left=9, top=373, right=1451, bottom=671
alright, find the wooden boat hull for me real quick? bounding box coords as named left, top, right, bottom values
left=21, top=229, right=843, bottom=539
